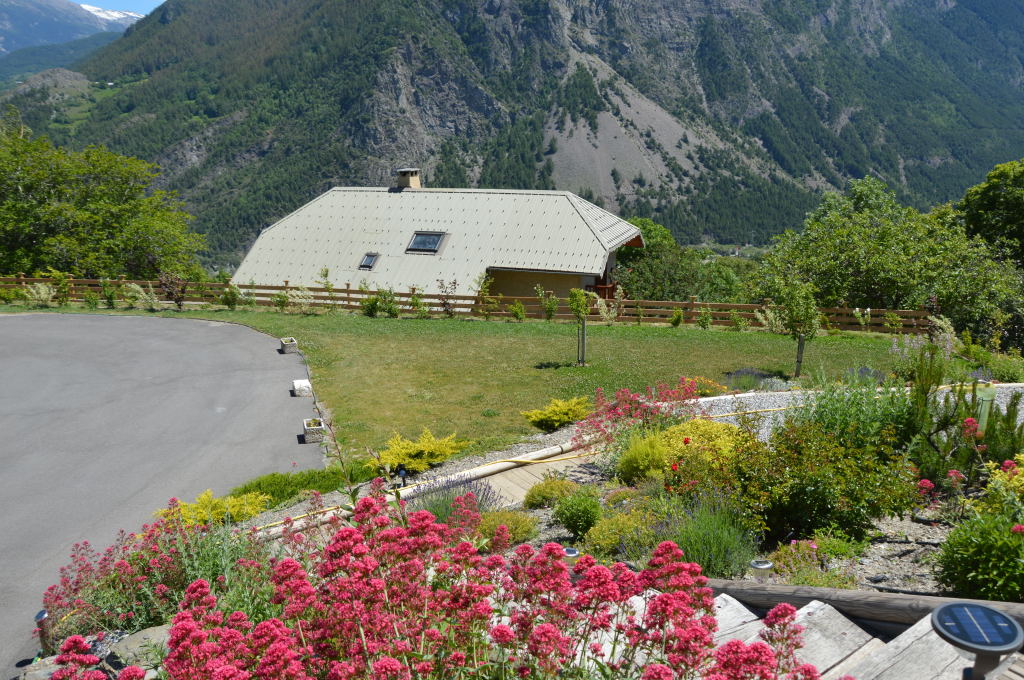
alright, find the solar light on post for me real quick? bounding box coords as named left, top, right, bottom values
left=750, top=559, right=773, bottom=584
left=35, top=609, right=53, bottom=657
left=396, top=464, right=408, bottom=487
left=931, top=601, right=1024, bottom=679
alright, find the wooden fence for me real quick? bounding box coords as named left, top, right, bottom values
left=0, top=275, right=930, bottom=334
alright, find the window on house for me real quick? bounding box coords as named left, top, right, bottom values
left=358, top=252, right=379, bottom=270
left=406, top=232, right=445, bottom=253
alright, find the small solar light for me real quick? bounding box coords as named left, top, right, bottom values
left=563, top=547, right=580, bottom=565
left=931, top=601, right=1024, bottom=679
left=396, top=464, right=408, bottom=487
left=35, top=609, right=53, bottom=656
left=750, top=559, right=773, bottom=584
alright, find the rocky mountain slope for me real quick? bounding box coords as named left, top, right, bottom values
left=0, top=0, right=139, bottom=53
left=7, top=0, right=1024, bottom=267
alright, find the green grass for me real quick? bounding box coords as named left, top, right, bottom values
left=0, top=304, right=897, bottom=456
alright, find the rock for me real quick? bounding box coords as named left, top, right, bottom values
left=104, top=625, right=170, bottom=671
left=20, top=656, right=59, bottom=680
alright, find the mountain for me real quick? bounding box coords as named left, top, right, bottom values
left=6, top=0, right=1024, bottom=268
left=0, top=0, right=140, bottom=54
left=0, top=31, right=119, bottom=88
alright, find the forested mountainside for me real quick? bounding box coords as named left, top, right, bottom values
left=0, top=0, right=138, bottom=53
left=7, top=0, right=1024, bottom=267
left=0, top=32, right=119, bottom=87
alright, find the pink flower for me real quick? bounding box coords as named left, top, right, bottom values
left=1012, top=524, right=1024, bottom=535
left=490, top=624, right=515, bottom=644
left=371, top=656, right=406, bottom=678
left=947, top=469, right=966, bottom=487
left=116, top=668, right=146, bottom=680
left=963, top=417, right=979, bottom=438
left=1003, top=459, right=1018, bottom=473
left=642, top=663, right=675, bottom=680
left=918, top=479, right=935, bottom=495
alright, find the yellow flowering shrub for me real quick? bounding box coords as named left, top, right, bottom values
left=521, top=397, right=592, bottom=433
left=973, top=453, right=1024, bottom=517
left=157, top=489, right=270, bottom=526
left=373, top=428, right=470, bottom=472
left=659, top=418, right=749, bottom=462
left=583, top=508, right=657, bottom=558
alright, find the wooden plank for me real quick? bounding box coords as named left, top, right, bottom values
left=706, top=579, right=1024, bottom=626
left=822, top=638, right=887, bottom=680
left=793, top=601, right=874, bottom=673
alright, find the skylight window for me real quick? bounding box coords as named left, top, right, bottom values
left=358, top=252, right=379, bottom=270
left=407, top=232, right=445, bottom=254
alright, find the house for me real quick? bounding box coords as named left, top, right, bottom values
left=231, top=169, right=643, bottom=298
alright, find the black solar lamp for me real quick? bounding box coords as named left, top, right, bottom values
left=931, top=602, right=1024, bottom=679
left=396, top=464, right=408, bottom=487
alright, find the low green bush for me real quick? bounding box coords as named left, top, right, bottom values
left=372, top=429, right=470, bottom=472
left=553, top=488, right=602, bottom=540
left=768, top=539, right=856, bottom=589
left=646, top=495, right=758, bottom=579
left=521, top=397, right=591, bottom=433
left=584, top=508, right=655, bottom=557
left=660, top=419, right=747, bottom=460
left=935, top=512, right=1024, bottom=601
left=523, top=476, right=579, bottom=509
left=158, top=489, right=270, bottom=526
left=790, top=377, right=915, bottom=452
left=0, top=286, right=24, bottom=304
left=230, top=464, right=369, bottom=506
left=479, top=510, right=538, bottom=545
left=507, top=299, right=527, bottom=322
left=616, top=431, right=669, bottom=485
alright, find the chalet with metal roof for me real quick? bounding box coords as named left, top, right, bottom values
left=232, top=169, right=643, bottom=297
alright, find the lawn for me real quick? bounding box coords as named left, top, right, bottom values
left=2, top=306, right=897, bottom=456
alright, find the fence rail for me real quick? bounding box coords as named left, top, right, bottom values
left=0, top=275, right=929, bottom=334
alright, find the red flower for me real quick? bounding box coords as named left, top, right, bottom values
left=671, top=463, right=679, bottom=471
left=1012, top=524, right=1024, bottom=535
left=917, top=479, right=935, bottom=495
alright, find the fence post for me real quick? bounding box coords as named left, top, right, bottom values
left=688, top=295, right=697, bottom=324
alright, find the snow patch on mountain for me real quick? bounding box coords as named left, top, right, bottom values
left=79, top=4, right=143, bottom=24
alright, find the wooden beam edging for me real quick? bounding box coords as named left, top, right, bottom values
left=705, top=579, right=1024, bottom=626
left=256, top=435, right=597, bottom=542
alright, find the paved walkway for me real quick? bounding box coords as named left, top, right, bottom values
left=0, top=314, right=321, bottom=678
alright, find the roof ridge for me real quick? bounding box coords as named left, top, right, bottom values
left=565, top=193, right=609, bottom=253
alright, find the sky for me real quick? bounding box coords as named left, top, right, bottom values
left=100, top=0, right=163, bottom=15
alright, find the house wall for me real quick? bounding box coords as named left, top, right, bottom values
left=488, top=270, right=592, bottom=298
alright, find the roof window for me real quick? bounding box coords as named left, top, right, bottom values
left=407, top=232, right=444, bottom=254
left=358, top=252, right=379, bottom=270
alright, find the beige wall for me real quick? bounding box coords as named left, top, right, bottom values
left=488, top=270, right=590, bottom=298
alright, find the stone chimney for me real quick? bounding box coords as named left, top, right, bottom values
left=394, top=167, right=421, bottom=189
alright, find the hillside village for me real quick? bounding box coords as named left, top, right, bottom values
left=4, top=1, right=1024, bottom=679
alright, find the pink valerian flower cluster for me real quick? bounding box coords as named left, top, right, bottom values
left=946, top=469, right=967, bottom=489
left=962, top=417, right=980, bottom=439
left=160, top=479, right=825, bottom=680
left=917, top=478, right=935, bottom=496
left=50, top=635, right=145, bottom=680
left=1012, top=524, right=1024, bottom=535
left=1003, top=459, right=1019, bottom=475
left=573, top=377, right=702, bottom=449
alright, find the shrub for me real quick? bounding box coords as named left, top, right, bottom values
left=670, top=309, right=684, bottom=327
left=219, top=284, right=244, bottom=310
left=100, top=278, right=119, bottom=308
left=0, top=286, right=24, bottom=304
left=660, top=418, right=747, bottom=460
left=935, top=512, right=1024, bottom=600
left=25, top=282, right=54, bottom=307
left=81, top=290, right=99, bottom=309
left=271, top=290, right=288, bottom=311
left=377, top=288, right=400, bottom=318
left=157, top=489, right=270, bottom=526
left=479, top=509, right=538, bottom=545
left=507, top=298, right=527, bottom=322
left=230, top=465, right=370, bottom=506
left=407, top=477, right=503, bottom=524
left=534, top=284, right=559, bottom=321
left=124, top=283, right=159, bottom=311
left=696, top=306, right=713, bottom=330
left=408, top=291, right=431, bottom=318
left=616, top=431, right=669, bottom=485
left=287, top=286, right=315, bottom=314
left=574, top=378, right=701, bottom=450
left=45, top=268, right=72, bottom=306
left=584, top=507, right=656, bottom=557
left=372, top=428, right=470, bottom=472
left=521, top=396, right=591, bottom=433
left=158, top=271, right=189, bottom=310
left=740, top=422, right=917, bottom=541
left=524, top=475, right=580, bottom=509
left=691, top=376, right=729, bottom=397
left=553, top=487, right=602, bottom=540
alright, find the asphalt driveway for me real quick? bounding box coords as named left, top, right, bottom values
left=0, top=314, right=323, bottom=676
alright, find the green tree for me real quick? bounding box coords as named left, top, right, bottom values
left=616, top=217, right=676, bottom=266
left=0, top=110, right=203, bottom=278
left=776, top=279, right=819, bottom=378
left=960, top=158, right=1024, bottom=262
left=567, top=288, right=592, bottom=366
left=749, top=177, right=1024, bottom=345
